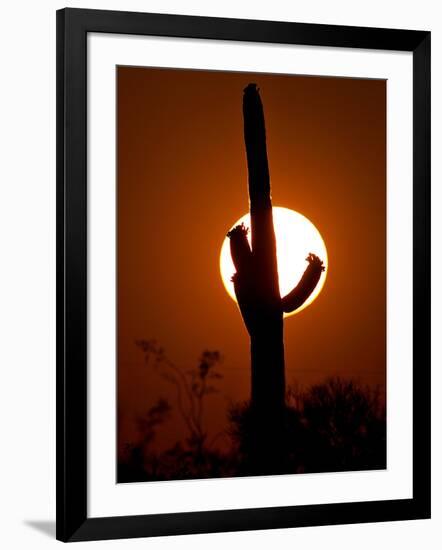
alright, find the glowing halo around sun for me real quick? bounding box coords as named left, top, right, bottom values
left=219, top=207, right=328, bottom=317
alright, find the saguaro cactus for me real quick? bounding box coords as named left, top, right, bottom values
left=228, top=84, right=325, bottom=418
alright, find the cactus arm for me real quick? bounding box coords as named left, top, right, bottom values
left=227, top=223, right=252, bottom=275
left=227, top=224, right=256, bottom=334
left=281, top=253, right=325, bottom=313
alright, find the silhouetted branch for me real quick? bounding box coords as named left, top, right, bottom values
left=136, top=341, right=223, bottom=458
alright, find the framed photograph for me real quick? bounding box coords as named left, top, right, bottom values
left=56, top=8, right=431, bottom=542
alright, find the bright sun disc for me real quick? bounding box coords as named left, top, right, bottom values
left=219, top=207, right=328, bottom=317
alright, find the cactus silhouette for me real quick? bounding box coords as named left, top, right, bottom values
left=228, top=84, right=325, bottom=425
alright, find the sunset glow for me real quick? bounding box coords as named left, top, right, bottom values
left=220, top=207, right=328, bottom=316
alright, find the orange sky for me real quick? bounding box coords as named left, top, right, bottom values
left=117, top=66, right=386, bottom=453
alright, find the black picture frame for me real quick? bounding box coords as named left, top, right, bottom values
left=56, top=7, right=431, bottom=542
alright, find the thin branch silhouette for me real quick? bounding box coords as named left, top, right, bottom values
left=136, top=340, right=222, bottom=455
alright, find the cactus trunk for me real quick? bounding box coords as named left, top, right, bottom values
left=250, top=321, right=285, bottom=413
left=228, top=83, right=286, bottom=415
left=243, top=84, right=285, bottom=413
left=228, top=85, right=325, bottom=470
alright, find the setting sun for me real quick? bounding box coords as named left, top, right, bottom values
left=220, top=207, right=328, bottom=316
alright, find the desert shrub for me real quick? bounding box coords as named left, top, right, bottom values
left=228, top=377, right=386, bottom=476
